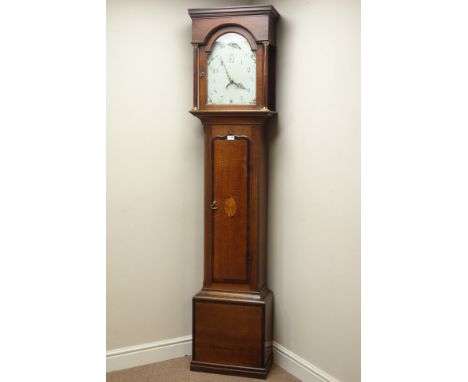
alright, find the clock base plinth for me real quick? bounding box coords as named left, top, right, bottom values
left=190, top=355, right=273, bottom=379
left=191, top=289, right=273, bottom=379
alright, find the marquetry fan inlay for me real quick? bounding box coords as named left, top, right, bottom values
left=224, top=197, right=237, bottom=217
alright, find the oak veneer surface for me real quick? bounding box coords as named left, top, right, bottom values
left=201, top=121, right=270, bottom=292
left=194, top=301, right=262, bottom=367
left=213, top=138, right=250, bottom=283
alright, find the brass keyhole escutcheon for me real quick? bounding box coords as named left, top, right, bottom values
left=210, top=200, right=218, bottom=210
left=224, top=197, right=237, bottom=217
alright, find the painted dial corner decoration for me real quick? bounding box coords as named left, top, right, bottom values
left=207, top=32, right=256, bottom=105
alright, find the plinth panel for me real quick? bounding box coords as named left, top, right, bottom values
left=194, top=300, right=262, bottom=367
left=191, top=292, right=273, bottom=379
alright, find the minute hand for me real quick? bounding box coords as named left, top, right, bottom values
left=220, top=59, right=233, bottom=83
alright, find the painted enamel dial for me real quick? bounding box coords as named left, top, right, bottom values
left=206, top=33, right=256, bottom=105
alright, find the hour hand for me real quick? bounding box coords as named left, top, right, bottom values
left=226, top=80, right=234, bottom=88
left=233, top=81, right=246, bottom=90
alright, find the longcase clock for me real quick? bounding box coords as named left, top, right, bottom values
left=188, top=5, right=279, bottom=379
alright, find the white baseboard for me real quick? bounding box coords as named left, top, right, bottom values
left=106, top=336, right=340, bottom=382
left=273, top=341, right=340, bottom=382
left=106, top=335, right=192, bottom=372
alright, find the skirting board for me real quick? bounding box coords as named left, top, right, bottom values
left=106, top=335, right=192, bottom=372
left=106, top=336, right=340, bottom=382
left=272, top=342, right=340, bottom=382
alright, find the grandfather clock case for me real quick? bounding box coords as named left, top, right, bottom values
left=188, top=6, right=279, bottom=379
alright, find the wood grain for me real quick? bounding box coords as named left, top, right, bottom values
left=194, top=300, right=263, bottom=367
left=212, top=137, right=250, bottom=283
left=191, top=291, right=274, bottom=379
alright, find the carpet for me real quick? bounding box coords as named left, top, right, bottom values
left=107, top=356, right=300, bottom=381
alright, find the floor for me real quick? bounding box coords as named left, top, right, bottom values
left=107, top=356, right=300, bottom=382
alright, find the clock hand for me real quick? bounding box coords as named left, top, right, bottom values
left=220, top=59, right=246, bottom=90
left=220, top=59, right=233, bottom=83
left=233, top=81, right=246, bottom=90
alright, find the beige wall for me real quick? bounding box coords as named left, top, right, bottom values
left=107, top=0, right=360, bottom=381
left=107, top=0, right=244, bottom=349
left=266, top=1, right=360, bottom=381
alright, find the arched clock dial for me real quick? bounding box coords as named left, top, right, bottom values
left=206, top=32, right=256, bottom=105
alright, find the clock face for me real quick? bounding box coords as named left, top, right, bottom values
left=206, top=33, right=256, bottom=105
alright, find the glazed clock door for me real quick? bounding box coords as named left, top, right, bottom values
left=211, top=135, right=250, bottom=284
